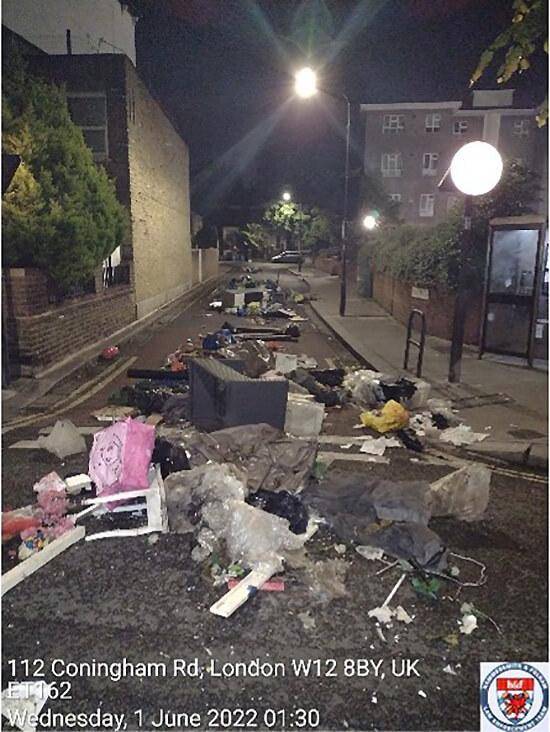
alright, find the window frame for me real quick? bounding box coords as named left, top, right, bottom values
left=66, top=92, right=108, bottom=161
left=512, top=119, right=530, bottom=137
left=419, top=193, right=435, bottom=217
left=389, top=193, right=402, bottom=203
left=382, top=114, right=404, bottom=133
left=422, top=152, right=439, bottom=176
left=453, top=120, right=468, bottom=135
left=425, top=112, right=441, bottom=133
left=381, top=152, right=403, bottom=177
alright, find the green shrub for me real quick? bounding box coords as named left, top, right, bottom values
left=2, top=58, right=128, bottom=290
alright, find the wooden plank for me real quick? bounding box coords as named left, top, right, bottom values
left=210, top=564, right=278, bottom=618
left=1, top=526, right=85, bottom=596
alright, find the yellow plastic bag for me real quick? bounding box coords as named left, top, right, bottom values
left=360, top=399, right=409, bottom=433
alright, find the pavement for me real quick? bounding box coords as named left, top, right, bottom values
left=293, top=266, right=549, bottom=471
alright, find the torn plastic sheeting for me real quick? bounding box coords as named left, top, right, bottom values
left=184, top=423, right=317, bottom=494
left=367, top=522, right=448, bottom=571
left=247, top=489, right=308, bottom=534
left=343, top=369, right=387, bottom=407
left=430, top=464, right=491, bottom=522
left=305, top=559, right=349, bottom=603
left=164, top=463, right=247, bottom=534
left=203, top=499, right=308, bottom=571
left=88, top=418, right=155, bottom=510
left=303, top=471, right=433, bottom=542
left=439, top=424, right=488, bottom=446
left=220, top=340, right=273, bottom=378
left=360, top=400, right=409, bottom=433
left=37, top=420, right=87, bottom=459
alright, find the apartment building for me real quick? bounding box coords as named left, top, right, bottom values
left=361, top=90, right=546, bottom=224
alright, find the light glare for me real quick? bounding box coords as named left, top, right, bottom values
left=294, top=67, right=317, bottom=99
left=282, top=191, right=291, bottom=201
left=363, top=214, right=377, bottom=230
left=450, top=141, right=503, bottom=196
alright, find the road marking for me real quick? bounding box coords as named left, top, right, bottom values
left=2, top=357, right=137, bottom=433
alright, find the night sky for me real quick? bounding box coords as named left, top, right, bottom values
left=133, top=0, right=547, bottom=217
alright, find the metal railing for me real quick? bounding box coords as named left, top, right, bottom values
left=403, top=309, right=426, bottom=378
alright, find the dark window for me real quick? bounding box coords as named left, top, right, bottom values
left=67, top=94, right=108, bottom=159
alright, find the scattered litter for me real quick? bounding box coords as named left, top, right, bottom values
left=356, top=546, right=384, bottom=561
left=430, top=464, right=491, bottom=521
left=334, top=543, right=347, bottom=554
left=285, top=394, right=325, bottom=437
left=368, top=605, right=394, bottom=625
left=306, top=559, right=349, bottom=603
left=459, top=613, right=478, bottom=635
left=443, top=664, right=458, bottom=675
left=360, top=400, right=409, bottom=433
left=275, top=353, right=298, bottom=374
left=92, top=405, right=137, bottom=422
left=89, top=418, right=155, bottom=508
left=148, top=533, right=159, bottom=545
left=228, top=578, right=284, bottom=591
left=418, top=690, right=427, bottom=699
left=298, top=611, right=316, bottom=630
left=64, top=474, right=92, bottom=495
left=440, top=424, right=488, bottom=446
left=1, top=680, right=52, bottom=731
left=395, top=606, right=413, bottom=624
left=38, top=420, right=87, bottom=459
left=359, top=436, right=401, bottom=456
left=100, top=345, right=119, bottom=360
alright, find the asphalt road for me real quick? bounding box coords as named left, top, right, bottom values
left=2, top=265, right=548, bottom=732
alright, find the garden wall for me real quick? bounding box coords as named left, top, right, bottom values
left=372, top=270, right=483, bottom=345
left=3, top=268, right=135, bottom=374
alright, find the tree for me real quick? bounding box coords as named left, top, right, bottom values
left=358, top=173, right=401, bottom=224
left=241, top=223, right=273, bottom=260
left=263, top=201, right=337, bottom=251
left=471, top=0, right=548, bottom=125
left=2, top=58, right=127, bottom=291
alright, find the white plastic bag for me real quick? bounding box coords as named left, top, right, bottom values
left=38, top=420, right=86, bottom=459
left=430, top=464, right=491, bottom=521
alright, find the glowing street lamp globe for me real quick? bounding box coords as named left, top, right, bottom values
left=282, top=191, right=291, bottom=202
left=294, top=67, right=318, bottom=99
left=450, top=141, right=503, bottom=196
left=362, top=214, right=377, bottom=230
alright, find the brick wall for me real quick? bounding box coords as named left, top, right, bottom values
left=3, top=268, right=135, bottom=372
left=372, top=271, right=482, bottom=345
left=125, top=60, right=193, bottom=318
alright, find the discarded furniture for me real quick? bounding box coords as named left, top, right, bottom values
left=189, top=358, right=288, bottom=431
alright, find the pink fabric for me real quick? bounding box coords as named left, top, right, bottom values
left=89, top=418, right=155, bottom=509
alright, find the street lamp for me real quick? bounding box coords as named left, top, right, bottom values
left=282, top=190, right=292, bottom=202
left=294, top=67, right=352, bottom=316
left=446, top=140, right=503, bottom=383
left=362, top=214, right=377, bottom=231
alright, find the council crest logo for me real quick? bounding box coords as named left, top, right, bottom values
left=480, top=662, right=549, bottom=731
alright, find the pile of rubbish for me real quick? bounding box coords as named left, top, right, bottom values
left=2, top=276, right=495, bottom=632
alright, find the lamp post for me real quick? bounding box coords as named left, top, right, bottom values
left=294, top=67, right=351, bottom=316
left=446, top=141, right=503, bottom=383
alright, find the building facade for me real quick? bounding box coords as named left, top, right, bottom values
left=361, top=90, right=546, bottom=225
left=2, top=0, right=136, bottom=64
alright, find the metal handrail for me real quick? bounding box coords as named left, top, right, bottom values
left=404, top=309, right=426, bottom=378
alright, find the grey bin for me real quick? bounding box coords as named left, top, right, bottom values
left=189, top=358, right=288, bottom=431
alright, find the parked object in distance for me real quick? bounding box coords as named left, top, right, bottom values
left=271, top=250, right=304, bottom=264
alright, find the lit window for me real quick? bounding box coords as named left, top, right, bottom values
left=425, top=113, right=441, bottom=132
left=513, top=119, right=530, bottom=137
left=382, top=114, right=404, bottom=133
left=67, top=93, right=108, bottom=160
left=419, top=194, right=435, bottom=217
left=453, top=120, right=468, bottom=135
left=422, top=152, right=439, bottom=176
left=389, top=193, right=402, bottom=202
left=381, top=153, right=403, bottom=177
